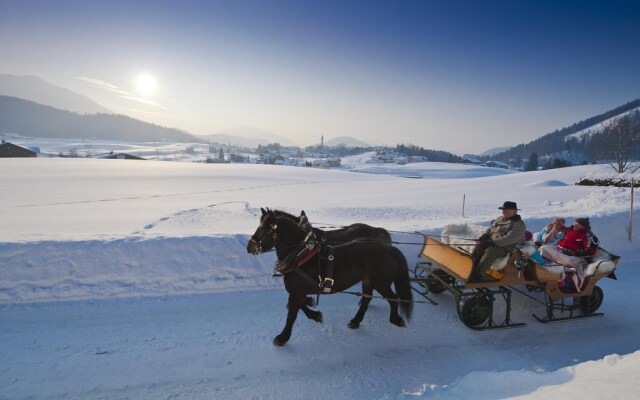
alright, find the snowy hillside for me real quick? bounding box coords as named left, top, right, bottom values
left=564, top=105, right=640, bottom=141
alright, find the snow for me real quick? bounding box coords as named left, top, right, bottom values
left=1, top=146, right=639, bottom=399
left=564, top=105, right=640, bottom=142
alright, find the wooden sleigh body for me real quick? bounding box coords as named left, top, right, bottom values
left=411, top=235, right=620, bottom=330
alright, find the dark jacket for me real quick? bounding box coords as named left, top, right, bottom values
left=486, top=215, right=526, bottom=251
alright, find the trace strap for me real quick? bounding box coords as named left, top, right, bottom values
left=319, top=246, right=335, bottom=294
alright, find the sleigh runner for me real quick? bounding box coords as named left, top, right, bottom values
left=412, top=233, right=620, bottom=330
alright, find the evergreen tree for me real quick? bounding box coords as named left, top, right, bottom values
left=218, top=148, right=225, bottom=160
left=543, top=158, right=572, bottom=170
left=525, top=152, right=538, bottom=171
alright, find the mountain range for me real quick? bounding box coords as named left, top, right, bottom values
left=205, top=126, right=297, bottom=147
left=0, top=96, right=202, bottom=143
left=0, top=74, right=111, bottom=115
left=324, top=136, right=370, bottom=148
left=0, top=74, right=637, bottom=158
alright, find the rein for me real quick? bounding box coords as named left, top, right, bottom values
left=339, top=290, right=437, bottom=305
left=296, top=222, right=482, bottom=245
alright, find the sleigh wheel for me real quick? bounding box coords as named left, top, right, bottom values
left=577, top=286, right=604, bottom=315
left=458, top=295, right=491, bottom=327
left=425, top=270, right=452, bottom=294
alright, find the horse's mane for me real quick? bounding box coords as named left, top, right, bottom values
left=267, top=208, right=391, bottom=244
left=273, top=209, right=301, bottom=223
left=270, top=210, right=311, bottom=238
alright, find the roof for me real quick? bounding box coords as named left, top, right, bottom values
left=101, top=152, right=146, bottom=160
left=0, top=141, right=37, bottom=157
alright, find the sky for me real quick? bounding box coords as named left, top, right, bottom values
left=1, top=0, right=640, bottom=154
left=1, top=149, right=639, bottom=398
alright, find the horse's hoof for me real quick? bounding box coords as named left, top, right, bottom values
left=272, top=337, right=287, bottom=347
left=316, top=312, right=323, bottom=324
left=348, top=321, right=360, bottom=329
left=391, top=318, right=406, bottom=328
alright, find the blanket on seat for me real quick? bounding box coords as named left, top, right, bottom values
left=440, top=223, right=486, bottom=254
left=528, top=245, right=617, bottom=292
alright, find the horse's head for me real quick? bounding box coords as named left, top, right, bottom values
left=247, top=207, right=279, bottom=255
left=247, top=208, right=313, bottom=255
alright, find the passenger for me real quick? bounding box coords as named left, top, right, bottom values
left=470, top=201, right=526, bottom=281
left=533, top=217, right=566, bottom=246
left=539, top=217, right=599, bottom=291
left=558, top=218, right=598, bottom=256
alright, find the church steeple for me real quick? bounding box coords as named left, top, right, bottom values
left=321, top=135, right=324, bottom=149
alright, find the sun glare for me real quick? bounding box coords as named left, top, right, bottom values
left=134, top=73, right=158, bottom=97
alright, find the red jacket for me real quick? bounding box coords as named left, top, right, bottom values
left=557, top=227, right=597, bottom=256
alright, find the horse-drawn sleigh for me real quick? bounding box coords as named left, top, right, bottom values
left=247, top=210, right=621, bottom=345
left=412, top=226, right=621, bottom=330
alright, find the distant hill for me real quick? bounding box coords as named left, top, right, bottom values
left=0, top=74, right=111, bottom=114
left=481, top=146, right=511, bottom=157
left=325, top=136, right=370, bottom=148
left=490, top=98, right=640, bottom=164
left=0, top=96, right=203, bottom=143
left=204, top=126, right=297, bottom=147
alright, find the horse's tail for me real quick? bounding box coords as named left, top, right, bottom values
left=392, top=246, right=413, bottom=322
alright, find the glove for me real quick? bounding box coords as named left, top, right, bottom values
left=479, top=234, right=493, bottom=245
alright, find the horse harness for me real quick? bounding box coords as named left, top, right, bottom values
left=272, top=228, right=336, bottom=294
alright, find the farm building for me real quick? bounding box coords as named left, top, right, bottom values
left=0, top=141, right=37, bottom=158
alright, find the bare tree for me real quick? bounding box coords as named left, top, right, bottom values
left=589, top=111, right=640, bottom=173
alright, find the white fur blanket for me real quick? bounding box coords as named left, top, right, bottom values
left=440, top=223, right=486, bottom=254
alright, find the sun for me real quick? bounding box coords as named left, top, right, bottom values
left=134, top=73, right=158, bottom=97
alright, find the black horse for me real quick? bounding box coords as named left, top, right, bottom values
left=248, top=208, right=413, bottom=346
left=247, top=208, right=392, bottom=322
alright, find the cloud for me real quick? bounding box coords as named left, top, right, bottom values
left=76, top=76, right=130, bottom=96
left=75, top=76, right=168, bottom=110
left=119, top=95, right=169, bottom=110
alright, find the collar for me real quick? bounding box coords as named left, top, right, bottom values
left=504, top=214, right=522, bottom=221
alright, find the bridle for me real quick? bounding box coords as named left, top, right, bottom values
left=250, top=215, right=333, bottom=293
left=249, top=222, right=278, bottom=254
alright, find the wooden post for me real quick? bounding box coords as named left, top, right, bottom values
left=630, top=178, right=635, bottom=242
left=462, top=194, right=466, bottom=217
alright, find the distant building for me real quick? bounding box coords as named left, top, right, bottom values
left=311, top=159, right=329, bottom=168
left=460, top=158, right=482, bottom=165
left=327, top=157, right=341, bottom=167
left=408, top=156, right=428, bottom=163
left=311, top=157, right=341, bottom=168
left=228, top=153, right=248, bottom=163
left=206, top=157, right=227, bottom=164
left=0, top=141, right=37, bottom=158
left=483, top=160, right=510, bottom=169
left=102, top=152, right=146, bottom=160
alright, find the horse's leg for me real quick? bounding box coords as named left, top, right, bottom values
left=273, top=293, right=306, bottom=347
left=348, top=281, right=373, bottom=329
left=377, top=286, right=405, bottom=327
left=300, top=304, right=323, bottom=323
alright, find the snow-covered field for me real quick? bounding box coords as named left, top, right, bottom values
left=1, top=147, right=639, bottom=399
